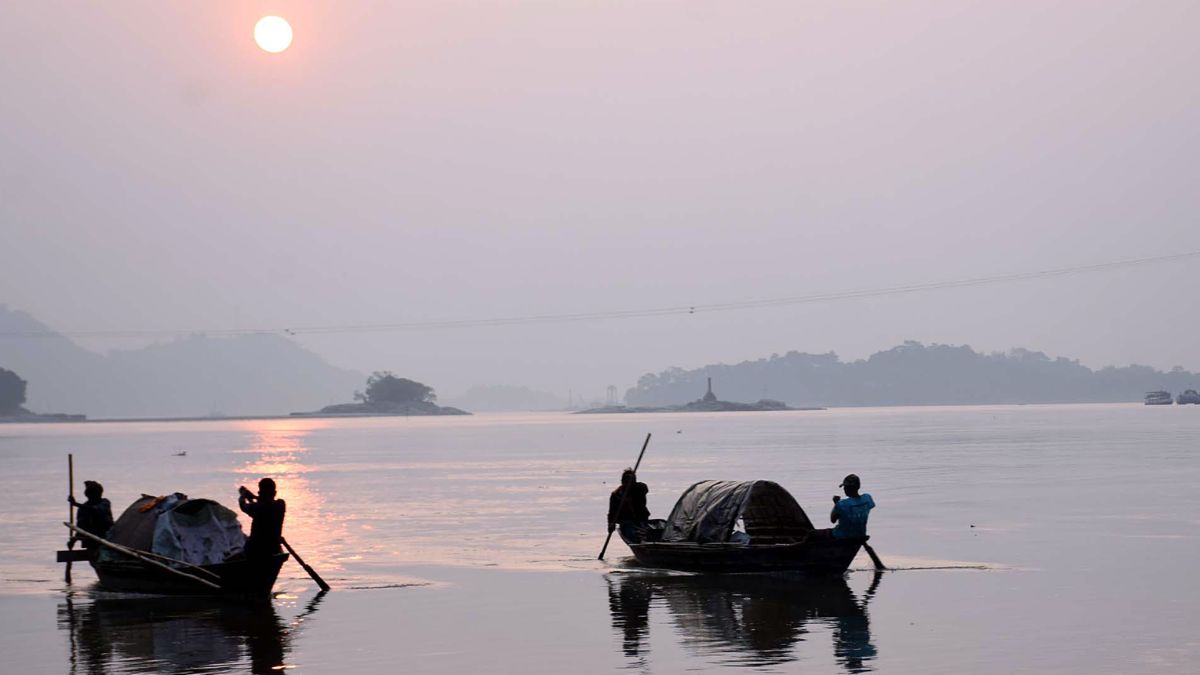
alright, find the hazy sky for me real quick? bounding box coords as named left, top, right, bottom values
left=2, top=1, right=1198, bottom=400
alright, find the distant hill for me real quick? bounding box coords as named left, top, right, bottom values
left=445, top=385, right=566, bottom=412
left=625, top=341, right=1200, bottom=408
left=0, top=306, right=363, bottom=418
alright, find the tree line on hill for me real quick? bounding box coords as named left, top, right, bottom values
left=0, top=367, right=26, bottom=415
left=624, top=341, right=1200, bottom=408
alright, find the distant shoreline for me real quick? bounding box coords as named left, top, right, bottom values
left=0, top=411, right=468, bottom=425
left=574, top=405, right=826, bottom=414
left=0, top=412, right=88, bottom=424
left=1, top=413, right=283, bottom=425
left=0, top=400, right=1165, bottom=425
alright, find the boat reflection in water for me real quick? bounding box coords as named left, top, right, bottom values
left=607, top=571, right=882, bottom=673
left=57, top=591, right=325, bottom=675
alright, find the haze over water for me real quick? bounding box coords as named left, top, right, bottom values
left=1, top=404, right=1197, bottom=673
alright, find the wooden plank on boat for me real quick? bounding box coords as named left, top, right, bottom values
left=56, top=549, right=91, bottom=563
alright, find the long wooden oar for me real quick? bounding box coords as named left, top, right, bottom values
left=863, top=539, right=886, bottom=570
left=598, top=432, right=652, bottom=561
left=281, top=537, right=331, bottom=592
left=65, top=454, right=74, bottom=583
left=63, top=522, right=221, bottom=590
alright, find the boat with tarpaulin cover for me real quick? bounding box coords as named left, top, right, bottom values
left=619, top=480, right=866, bottom=573
left=59, top=493, right=287, bottom=597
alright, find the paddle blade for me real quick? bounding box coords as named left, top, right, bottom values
left=281, top=537, right=332, bottom=592
left=863, top=542, right=886, bottom=570
left=303, top=562, right=332, bottom=592
left=598, top=531, right=615, bottom=560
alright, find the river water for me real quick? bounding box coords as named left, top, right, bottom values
left=0, top=404, right=1196, bottom=673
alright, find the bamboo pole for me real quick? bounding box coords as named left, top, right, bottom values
left=120, top=546, right=222, bottom=580
left=62, top=522, right=222, bottom=590
left=598, top=433, right=652, bottom=560
left=65, top=454, right=74, bottom=583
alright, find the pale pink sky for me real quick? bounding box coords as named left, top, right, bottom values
left=2, top=1, right=1198, bottom=398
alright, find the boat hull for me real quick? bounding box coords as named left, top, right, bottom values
left=90, top=553, right=288, bottom=597
left=623, top=536, right=863, bottom=574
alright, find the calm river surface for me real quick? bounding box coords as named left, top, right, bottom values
left=0, top=405, right=1197, bottom=673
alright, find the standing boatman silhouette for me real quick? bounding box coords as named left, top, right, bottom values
left=607, top=468, right=650, bottom=542
left=68, top=480, right=113, bottom=549
left=238, top=478, right=286, bottom=559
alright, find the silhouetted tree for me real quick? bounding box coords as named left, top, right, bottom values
left=0, top=367, right=27, bottom=413
left=355, top=371, right=436, bottom=405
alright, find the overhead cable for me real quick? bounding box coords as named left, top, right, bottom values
left=3, top=249, right=1197, bottom=339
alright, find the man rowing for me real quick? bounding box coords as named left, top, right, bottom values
left=238, top=478, right=286, bottom=559
left=830, top=473, right=875, bottom=540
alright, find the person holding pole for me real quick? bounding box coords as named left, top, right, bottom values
left=598, top=433, right=652, bottom=560
left=828, top=473, right=886, bottom=569
left=68, top=480, right=113, bottom=549
left=239, top=477, right=330, bottom=590
left=238, top=478, right=286, bottom=559
left=607, top=468, right=650, bottom=542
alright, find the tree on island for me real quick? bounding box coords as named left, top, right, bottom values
left=354, top=371, right=437, bottom=406
left=0, top=367, right=27, bottom=414
left=309, top=371, right=467, bottom=415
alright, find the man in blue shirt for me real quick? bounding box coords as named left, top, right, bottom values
left=830, top=474, right=874, bottom=539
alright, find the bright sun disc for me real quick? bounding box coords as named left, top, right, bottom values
left=254, top=16, right=293, bottom=54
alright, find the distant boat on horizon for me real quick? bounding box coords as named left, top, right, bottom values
left=1145, top=391, right=1173, bottom=405
left=1177, top=389, right=1200, bottom=405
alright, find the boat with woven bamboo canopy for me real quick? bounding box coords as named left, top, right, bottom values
left=619, top=480, right=865, bottom=573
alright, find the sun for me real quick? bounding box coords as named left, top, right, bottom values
left=254, top=16, right=293, bottom=54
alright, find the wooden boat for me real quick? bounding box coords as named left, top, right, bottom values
left=88, top=550, right=288, bottom=597
left=1145, top=391, right=1174, bottom=405
left=59, top=494, right=288, bottom=598
left=619, top=480, right=866, bottom=573
left=1178, top=389, right=1200, bottom=405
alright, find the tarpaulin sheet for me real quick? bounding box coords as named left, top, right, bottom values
left=153, top=499, right=246, bottom=565
left=662, top=480, right=813, bottom=543
left=103, top=494, right=246, bottom=565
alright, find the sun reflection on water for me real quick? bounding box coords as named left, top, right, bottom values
left=233, top=420, right=347, bottom=579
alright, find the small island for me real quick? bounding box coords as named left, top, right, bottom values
left=292, top=371, right=470, bottom=417
left=0, top=367, right=86, bottom=423
left=576, top=378, right=821, bottom=414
